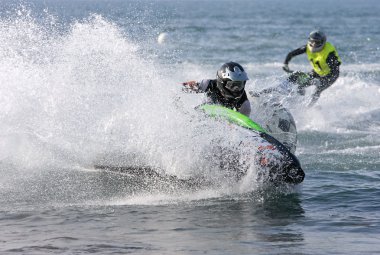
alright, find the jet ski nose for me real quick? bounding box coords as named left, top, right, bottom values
left=267, top=160, right=305, bottom=185
left=283, top=163, right=305, bottom=184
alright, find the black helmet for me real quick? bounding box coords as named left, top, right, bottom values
left=308, top=30, right=326, bottom=53
left=216, top=62, right=249, bottom=100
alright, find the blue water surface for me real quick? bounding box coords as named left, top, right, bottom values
left=0, top=0, right=379, bottom=254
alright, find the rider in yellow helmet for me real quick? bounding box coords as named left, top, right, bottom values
left=283, top=30, right=341, bottom=106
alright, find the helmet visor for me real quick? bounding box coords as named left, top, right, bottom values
left=225, top=80, right=246, bottom=93
left=308, top=39, right=323, bottom=49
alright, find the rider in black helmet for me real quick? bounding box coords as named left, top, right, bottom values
left=182, top=62, right=251, bottom=116
left=283, top=30, right=341, bottom=106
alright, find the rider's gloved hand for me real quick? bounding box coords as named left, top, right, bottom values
left=182, top=80, right=199, bottom=92
left=182, top=80, right=197, bottom=88
left=282, top=64, right=292, bottom=73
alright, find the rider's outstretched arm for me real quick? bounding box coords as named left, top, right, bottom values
left=182, top=79, right=213, bottom=93
left=283, top=46, right=307, bottom=72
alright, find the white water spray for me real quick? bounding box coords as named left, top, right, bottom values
left=0, top=9, right=267, bottom=199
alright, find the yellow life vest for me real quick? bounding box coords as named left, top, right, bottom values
left=306, top=42, right=341, bottom=76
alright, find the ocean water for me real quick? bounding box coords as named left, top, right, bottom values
left=0, top=0, right=380, bottom=254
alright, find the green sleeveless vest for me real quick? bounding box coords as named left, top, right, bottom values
left=306, top=42, right=341, bottom=76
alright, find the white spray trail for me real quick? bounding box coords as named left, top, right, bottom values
left=0, top=9, right=269, bottom=199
